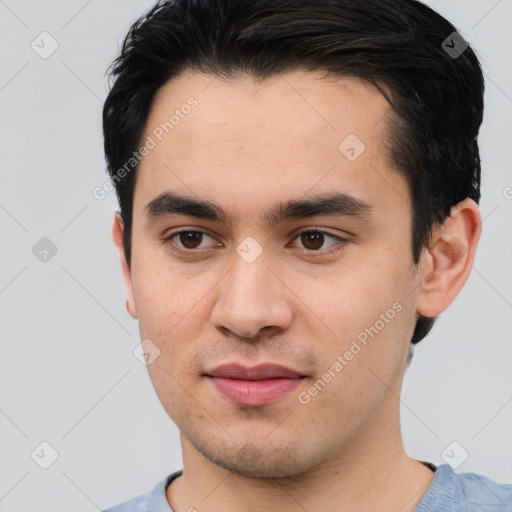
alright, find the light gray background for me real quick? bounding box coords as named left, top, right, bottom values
left=0, top=0, right=511, bottom=510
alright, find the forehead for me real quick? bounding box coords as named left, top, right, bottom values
left=145, top=69, right=391, bottom=148
left=134, top=69, right=408, bottom=227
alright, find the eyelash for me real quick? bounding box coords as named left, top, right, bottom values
left=162, top=229, right=349, bottom=257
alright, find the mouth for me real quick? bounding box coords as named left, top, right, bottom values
left=204, top=363, right=307, bottom=407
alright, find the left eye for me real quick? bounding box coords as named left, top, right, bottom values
left=289, top=230, right=347, bottom=254
left=163, top=229, right=347, bottom=255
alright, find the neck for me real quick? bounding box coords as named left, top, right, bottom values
left=167, top=390, right=435, bottom=512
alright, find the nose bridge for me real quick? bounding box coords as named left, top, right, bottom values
left=210, top=243, right=292, bottom=337
left=227, top=244, right=278, bottom=310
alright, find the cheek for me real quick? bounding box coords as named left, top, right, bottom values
left=131, top=250, right=210, bottom=337
left=130, top=268, right=209, bottom=412
left=301, top=305, right=410, bottom=431
left=292, top=252, right=413, bottom=392
left=135, top=271, right=207, bottom=418
left=291, top=246, right=410, bottom=337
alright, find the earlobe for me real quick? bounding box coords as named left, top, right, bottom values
left=112, top=211, right=138, bottom=319
left=415, top=198, right=482, bottom=318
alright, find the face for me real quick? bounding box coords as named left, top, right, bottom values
left=118, top=70, right=427, bottom=477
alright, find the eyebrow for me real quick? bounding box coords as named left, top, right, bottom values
left=144, top=190, right=375, bottom=228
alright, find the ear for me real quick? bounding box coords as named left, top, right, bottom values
left=112, top=211, right=138, bottom=319
left=416, top=198, right=482, bottom=318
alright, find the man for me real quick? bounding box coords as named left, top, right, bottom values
left=101, top=0, right=512, bottom=510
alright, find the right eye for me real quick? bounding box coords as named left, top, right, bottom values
left=163, top=229, right=222, bottom=254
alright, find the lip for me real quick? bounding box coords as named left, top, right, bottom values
left=205, top=363, right=307, bottom=406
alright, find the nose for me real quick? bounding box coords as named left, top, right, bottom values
left=210, top=251, right=293, bottom=340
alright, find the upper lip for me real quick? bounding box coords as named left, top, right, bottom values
left=205, top=363, right=305, bottom=380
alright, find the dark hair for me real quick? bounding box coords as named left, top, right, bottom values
left=103, top=0, right=484, bottom=344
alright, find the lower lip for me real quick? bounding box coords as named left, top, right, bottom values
left=207, top=376, right=304, bottom=406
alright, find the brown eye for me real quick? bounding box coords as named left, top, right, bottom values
left=178, top=231, right=204, bottom=249
left=163, top=230, right=219, bottom=255
left=292, top=229, right=349, bottom=256
left=300, top=231, right=325, bottom=251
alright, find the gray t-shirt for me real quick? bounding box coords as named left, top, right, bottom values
left=102, top=463, right=512, bottom=511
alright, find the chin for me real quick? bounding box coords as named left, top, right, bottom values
left=194, top=437, right=325, bottom=479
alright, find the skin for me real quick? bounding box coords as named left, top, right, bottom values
left=112, top=69, right=481, bottom=512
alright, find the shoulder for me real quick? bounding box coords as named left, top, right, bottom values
left=457, top=468, right=512, bottom=511
left=417, top=464, right=512, bottom=512
left=102, top=493, right=148, bottom=512
left=101, top=470, right=183, bottom=512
